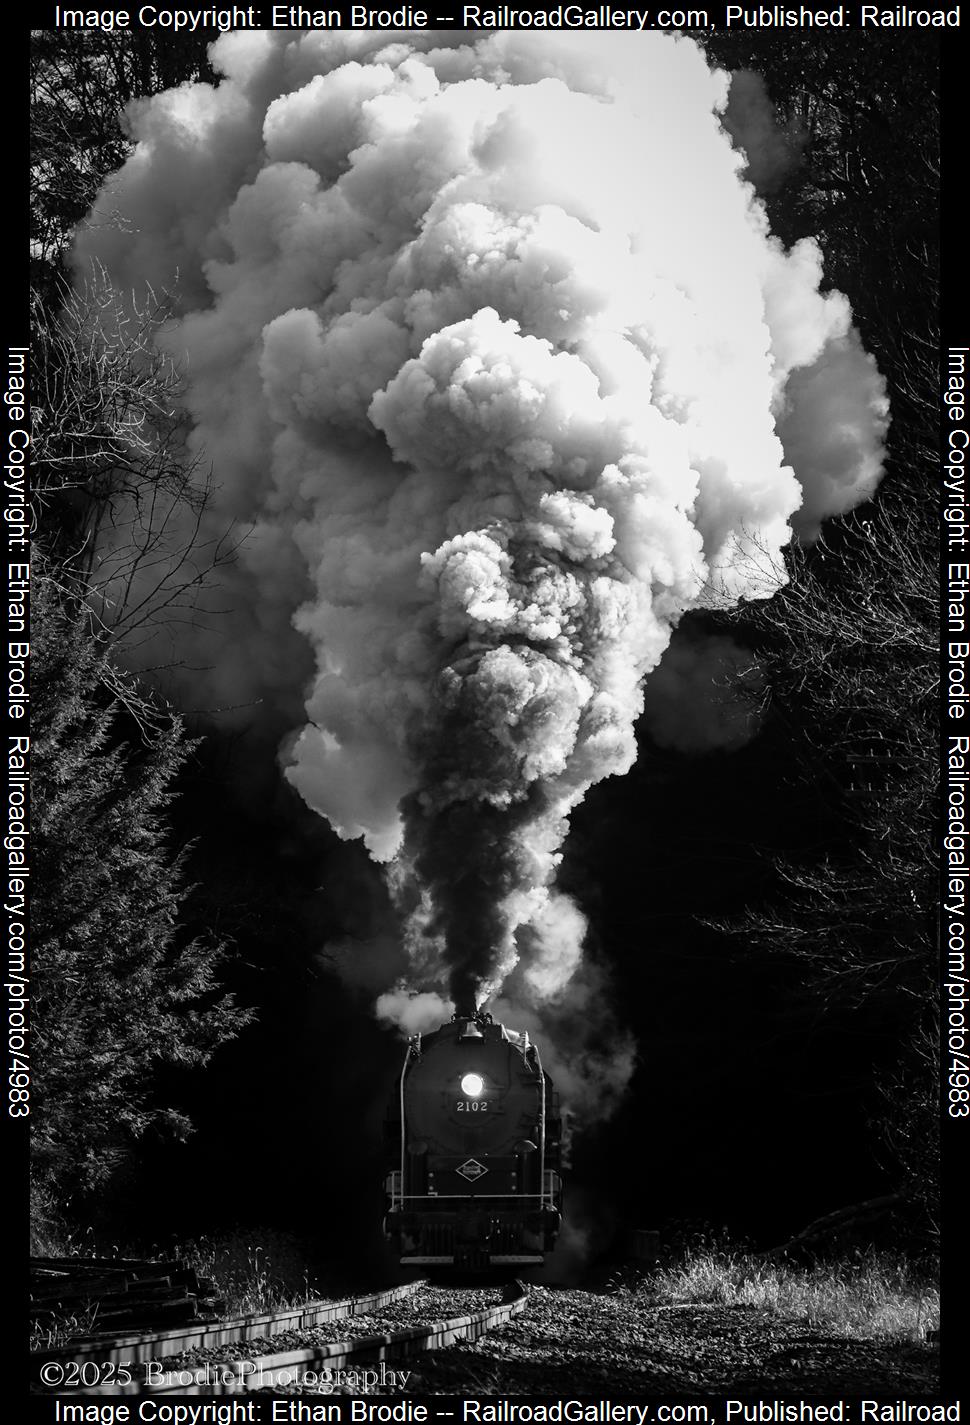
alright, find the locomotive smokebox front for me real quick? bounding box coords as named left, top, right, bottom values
left=383, top=1012, right=563, bottom=1269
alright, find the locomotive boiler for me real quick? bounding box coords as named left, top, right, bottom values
left=383, top=1011, right=563, bottom=1269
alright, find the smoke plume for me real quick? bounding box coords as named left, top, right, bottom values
left=75, top=31, right=888, bottom=1076
left=720, top=68, right=806, bottom=195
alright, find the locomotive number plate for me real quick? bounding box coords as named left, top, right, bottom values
left=456, top=1100, right=488, bottom=1112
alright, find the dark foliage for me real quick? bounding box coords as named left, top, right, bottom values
left=28, top=27, right=254, bottom=1227
left=698, top=36, right=939, bottom=1230
left=31, top=559, right=253, bottom=1198
left=711, top=491, right=936, bottom=1011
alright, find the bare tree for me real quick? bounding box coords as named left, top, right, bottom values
left=32, top=267, right=243, bottom=720
left=711, top=490, right=936, bottom=1004
left=30, top=29, right=215, bottom=295
left=704, top=488, right=938, bottom=1232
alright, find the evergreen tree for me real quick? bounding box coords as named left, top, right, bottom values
left=32, top=560, right=252, bottom=1199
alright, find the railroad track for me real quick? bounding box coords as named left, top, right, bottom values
left=32, top=1281, right=529, bottom=1397
left=35, top=1279, right=425, bottom=1366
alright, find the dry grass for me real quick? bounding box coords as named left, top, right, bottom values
left=179, top=1229, right=326, bottom=1317
left=30, top=1304, right=103, bottom=1353
left=638, top=1246, right=939, bottom=1342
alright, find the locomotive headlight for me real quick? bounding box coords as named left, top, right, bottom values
left=460, top=1073, right=485, bottom=1098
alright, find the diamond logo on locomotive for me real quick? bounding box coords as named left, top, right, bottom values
left=456, top=1158, right=488, bottom=1182
left=383, top=1011, right=564, bottom=1269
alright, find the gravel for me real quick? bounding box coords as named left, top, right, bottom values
left=407, top=1286, right=941, bottom=1396
left=157, top=1286, right=501, bottom=1369
left=159, top=1283, right=939, bottom=1396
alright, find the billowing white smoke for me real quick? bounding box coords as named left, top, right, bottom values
left=75, top=30, right=888, bottom=1080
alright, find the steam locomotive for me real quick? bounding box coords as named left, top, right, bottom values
left=383, top=1011, right=563, bottom=1269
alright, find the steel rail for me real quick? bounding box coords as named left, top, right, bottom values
left=32, top=1279, right=426, bottom=1367
left=42, top=1282, right=529, bottom=1398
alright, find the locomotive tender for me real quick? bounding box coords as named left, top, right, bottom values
left=383, top=1011, right=563, bottom=1269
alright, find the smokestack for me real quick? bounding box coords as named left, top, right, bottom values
left=75, top=30, right=888, bottom=1063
